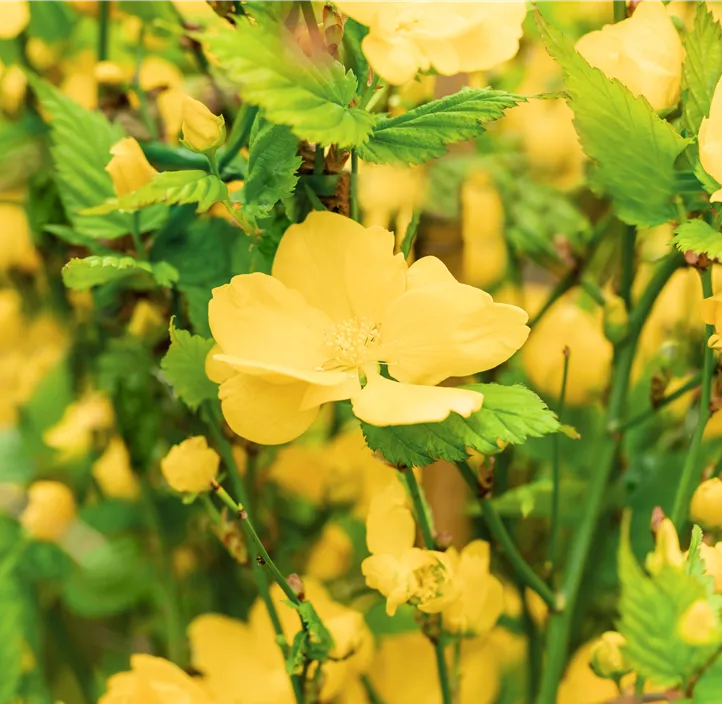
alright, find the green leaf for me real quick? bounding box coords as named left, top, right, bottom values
left=362, top=384, right=560, bottom=468
left=285, top=601, right=335, bottom=675
left=83, top=171, right=228, bottom=215
left=535, top=11, right=691, bottom=227
left=240, top=118, right=301, bottom=225
left=195, top=19, right=375, bottom=148
left=694, top=656, right=722, bottom=703
left=160, top=319, right=218, bottom=411
left=618, top=520, right=718, bottom=689
left=357, top=88, right=523, bottom=165
left=674, top=219, right=722, bottom=258
left=682, top=3, right=722, bottom=135
left=0, top=576, right=24, bottom=704
left=28, top=75, right=166, bottom=239
left=62, top=255, right=179, bottom=291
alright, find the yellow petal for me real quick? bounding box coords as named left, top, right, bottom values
left=366, top=480, right=415, bottom=556
left=272, top=211, right=406, bottom=322
left=0, top=1, right=30, bottom=39
left=362, top=554, right=407, bottom=610
left=105, top=137, right=158, bottom=197
left=701, top=294, right=722, bottom=326
left=212, top=353, right=353, bottom=387
left=205, top=345, right=234, bottom=384
left=381, top=283, right=530, bottom=385
left=218, top=373, right=319, bottom=444
left=209, top=273, right=330, bottom=370
left=361, top=33, right=425, bottom=85
left=351, top=371, right=482, bottom=426
left=405, top=256, right=457, bottom=288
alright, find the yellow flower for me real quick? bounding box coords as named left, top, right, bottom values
left=590, top=631, right=631, bottom=679
left=558, top=641, right=626, bottom=704
left=700, top=542, right=722, bottom=592
left=206, top=211, right=529, bottom=444
left=20, top=481, right=76, bottom=543
left=94, top=61, right=130, bottom=86
left=575, top=0, right=683, bottom=112
left=1, top=65, right=27, bottom=115
left=678, top=599, right=720, bottom=646
left=690, top=478, right=722, bottom=529
left=92, top=436, right=140, bottom=501
left=181, top=95, right=225, bottom=153
left=105, top=138, right=159, bottom=198
left=336, top=2, right=526, bottom=85
left=99, top=654, right=212, bottom=704
left=361, top=480, right=459, bottom=615
left=646, top=517, right=684, bottom=575
left=306, top=522, right=353, bottom=581
left=160, top=436, right=220, bottom=494
left=699, top=77, right=722, bottom=202
left=44, top=392, right=115, bottom=459
left=702, top=292, right=722, bottom=349
left=442, top=539, right=504, bottom=637
left=25, top=38, right=57, bottom=71
left=521, top=287, right=612, bottom=406
left=127, top=300, right=165, bottom=338
left=0, top=201, right=40, bottom=273
left=0, top=1, right=29, bottom=40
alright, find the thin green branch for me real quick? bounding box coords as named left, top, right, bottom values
left=97, top=1, right=110, bottom=63
left=299, top=1, right=325, bottom=54
left=670, top=267, right=716, bottom=530
left=350, top=151, right=359, bottom=222
left=613, top=0, right=627, bottom=22
left=403, top=468, right=435, bottom=549
left=131, top=212, right=146, bottom=260
left=620, top=225, right=637, bottom=310
left=433, top=633, right=452, bottom=704
left=359, top=73, right=380, bottom=111
left=456, top=460, right=558, bottom=610
left=218, top=104, right=258, bottom=171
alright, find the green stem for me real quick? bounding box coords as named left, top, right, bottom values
left=434, top=631, right=452, bottom=704
left=218, top=105, right=258, bottom=171
left=131, top=212, right=146, bottom=260
left=361, top=674, right=386, bottom=704
left=536, top=251, right=682, bottom=704
left=620, top=225, right=637, bottom=310
left=97, top=1, right=110, bottom=62
left=304, top=182, right=328, bottom=212
left=350, top=151, right=359, bottom=222
left=549, top=347, right=570, bottom=582
left=359, top=73, right=380, bottom=111
left=300, top=0, right=325, bottom=53
left=403, top=469, right=435, bottom=549
left=207, top=152, right=222, bottom=180
left=457, top=461, right=558, bottom=609
left=613, top=0, right=627, bottom=22
left=141, top=143, right=212, bottom=172
left=670, top=267, right=716, bottom=530
left=617, top=372, right=702, bottom=433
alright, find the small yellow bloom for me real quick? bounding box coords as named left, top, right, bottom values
left=690, top=478, right=722, bottom=529
left=94, top=61, right=129, bottom=86
left=699, top=77, right=722, bottom=202
left=44, top=392, right=115, bottom=459
left=336, top=2, right=527, bottom=85
left=702, top=292, right=722, bottom=349
left=25, top=38, right=57, bottom=72
left=127, top=300, right=165, bottom=338
left=20, top=481, right=76, bottom=542
left=558, top=641, right=628, bottom=704
left=206, top=211, right=529, bottom=444
left=0, top=1, right=29, bottom=40
left=0, top=201, right=40, bottom=273
left=92, top=436, right=140, bottom=501
left=99, top=654, right=212, bottom=704
left=105, top=138, right=159, bottom=198
left=575, top=0, right=684, bottom=112
left=1, top=65, right=28, bottom=116
left=307, top=522, right=353, bottom=581
left=590, top=631, right=631, bottom=679
left=160, top=436, right=219, bottom=494
left=678, top=599, right=720, bottom=646
left=646, top=517, right=684, bottom=575
left=181, top=95, right=225, bottom=153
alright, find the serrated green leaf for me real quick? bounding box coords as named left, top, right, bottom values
left=83, top=171, right=228, bottom=215
left=535, top=11, right=691, bottom=227
left=358, top=88, right=523, bottom=165
left=28, top=75, right=166, bottom=239
left=62, top=255, right=179, bottom=290
left=674, top=219, right=722, bottom=258
left=362, top=384, right=560, bottom=468
left=160, top=319, right=218, bottom=411
left=195, top=19, right=375, bottom=147
left=682, top=3, right=722, bottom=135
left=241, top=118, right=301, bottom=225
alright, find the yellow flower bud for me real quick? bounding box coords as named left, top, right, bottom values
left=160, top=436, right=220, bottom=494
left=590, top=631, right=631, bottom=679
left=105, top=137, right=158, bottom=197
left=690, top=478, right=722, bottom=529
left=91, top=436, right=140, bottom=501
left=180, top=95, right=225, bottom=153
left=0, top=65, right=27, bottom=115
left=0, top=1, right=30, bottom=40
left=94, top=61, right=128, bottom=86
left=603, top=294, right=629, bottom=344
left=678, top=599, right=720, bottom=646
left=127, top=300, right=164, bottom=338
left=20, top=481, right=76, bottom=542
left=646, top=517, right=684, bottom=575
left=702, top=293, right=722, bottom=349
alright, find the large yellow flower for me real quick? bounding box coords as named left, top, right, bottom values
left=206, top=211, right=529, bottom=444
left=575, top=0, right=683, bottom=112
left=698, top=76, right=722, bottom=201
left=335, top=1, right=526, bottom=85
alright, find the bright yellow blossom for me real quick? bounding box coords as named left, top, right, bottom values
left=690, top=478, right=722, bottom=529
left=575, top=0, right=683, bottom=112
left=99, top=654, right=212, bottom=704
left=105, top=138, right=159, bottom=198
left=699, top=77, right=722, bottom=202
left=558, top=641, right=626, bottom=704
left=20, top=481, right=77, bottom=543
left=590, top=631, right=631, bottom=679
left=0, top=1, right=29, bottom=40
left=646, top=517, right=684, bottom=575
left=336, top=2, right=526, bottom=85
left=206, top=211, right=529, bottom=444
left=160, top=436, right=219, bottom=494
left=702, top=292, right=722, bottom=349
left=181, top=95, right=225, bottom=153
left=92, top=436, right=140, bottom=501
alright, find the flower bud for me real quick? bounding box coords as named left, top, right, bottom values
left=92, top=436, right=140, bottom=501
left=0, top=65, right=27, bottom=115
left=20, top=481, right=77, bottom=542
left=0, top=1, right=30, bottom=40
left=180, top=95, right=225, bottom=153
left=105, top=137, right=158, bottom=197
left=678, top=599, right=720, bottom=645
left=94, top=61, right=128, bottom=86
left=690, top=478, right=722, bottom=530
left=590, top=631, right=631, bottom=679
left=161, top=436, right=220, bottom=494
left=603, top=294, right=629, bottom=344
left=646, top=517, right=684, bottom=575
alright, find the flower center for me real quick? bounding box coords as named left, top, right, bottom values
left=321, top=317, right=382, bottom=372
left=411, top=560, right=447, bottom=604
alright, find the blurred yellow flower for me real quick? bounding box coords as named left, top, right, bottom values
left=105, top=138, right=159, bottom=198
left=557, top=641, right=624, bottom=704
left=44, top=392, right=115, bottom=459
left=690, top=478, right=722, bottom=529
left=336, top=2, right=526, bottom=85
left=181, top=95, right=225, bottom=153
left=0, top=200, right=40, bottom=273
left=99, top=654, right=212, bottom=704
left=699, top=542, right=722, bottom=592
left=699, top=77, right=722, bottom=202
left=0, top=65, right=27, bottom=115
left=575, top=0, right=683, bottom=112
left=589, top=631, right=630, bottom=678
left=94, top=61, right=130, bottom=86
left=92, top=436, right=140, bottom=501
left=128, top=300, right=165, bottom=338
left=206, top=211, right=529, bottom=444
left=0, top=1, right=29, bottom=40
left=678, top=599, right=720, bottom=646
left=702, top=291, right=722, bottom=349
left=160, top=436, right=219, bottom=494
left=307, top=522, right=353, bottom=581
left=20, top=481, right=76, bottom=543
left=646, top=517, right=684, bottom=575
